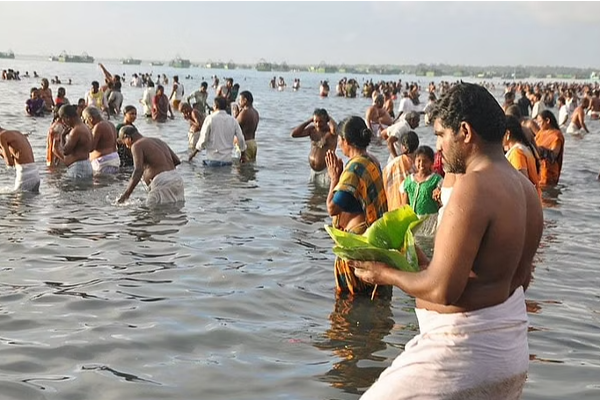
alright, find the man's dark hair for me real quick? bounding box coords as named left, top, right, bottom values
left=214, top=96, right=227, bottom=110
left=313, top=108, right=330, bottom=122
left=58, top=104, right=78, bottom=119
left=92, top=81, right=99, bottom=88
left=430, top=83, right=506, bottom=143
left=201, top=81, right=208, bottom=89
left=240, top=90, right=253, bottom=104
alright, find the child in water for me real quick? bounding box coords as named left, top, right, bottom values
left=25, top=88, right=45, bottom=117
left=400, top=145, right=443, bottom=218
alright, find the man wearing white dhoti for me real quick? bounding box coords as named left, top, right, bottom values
left=117, top=126, right=184, bottom=207
left=0, top=127, right=41, bottom=192
left=350, top=83, right=544, bottom=400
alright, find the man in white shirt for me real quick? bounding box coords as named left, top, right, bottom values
left=188, top=96, right=247, bottom=167
left=530, top=93, right=545, bottom=120
left=395, top=91, right=414, bottom=121
left=382, top=111, right=420, bottom=164
left=140, top=81, right=156, bottom=118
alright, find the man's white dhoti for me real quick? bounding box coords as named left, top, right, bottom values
left=309, top=168, right=330, bottom=187
left=146, top=170, right=185, bottom=207
left=91, top=152, right=120, bottom=174
left=360, top=286, right=529, bottom=400
left=566, top=122, right=583, bottom=136
left=14, top=163, right=41, bottom=192
left=66, top=159, right=93, bottom=179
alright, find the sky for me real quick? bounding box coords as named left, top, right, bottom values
left=2, top=1, right=600, bottom=69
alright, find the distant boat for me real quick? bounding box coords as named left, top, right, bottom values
left=122, top=58, right=142, bottom=65
left=225, top=60, right=236, bottom=70
left=49, top=55, right=59, bottom=62
left=169, top=57, right=191, bottom=68
left=256, top=59, right=272, bottom=72
left=206, top=61, right=224, bottom=69
left=0, top=50, right=15, bottom=59
left=150, top=61, right=164, bottom=66
left=58, top=51, right=94, bottom=63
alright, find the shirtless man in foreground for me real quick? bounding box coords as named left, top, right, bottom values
left=179, top=102, right=205, bottom=149
left=82, top=107, right=120, bottom=174
left=351, top=83, right=544, bottom=400
left=57, top=105, right=94, bottom=179
left=236, top=91, right=260, bottom=162
left=291, top=108, right=337, bottom=186
left=0, top=127, right=40, bottom=192
left=567, top=97, right=590, bottom=135
left=117, top=126, right=184, bottom=207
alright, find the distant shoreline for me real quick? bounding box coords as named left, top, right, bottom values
left=3, top=54, right=599, bottom=81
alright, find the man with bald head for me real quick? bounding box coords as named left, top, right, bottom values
left=0, top=126, right=40, bottom=192
left=82, top=107, right=120, bottom=174
left=57, top=105, right=93, bottom=179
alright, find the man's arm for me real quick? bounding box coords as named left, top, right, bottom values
left=98, top=63, right=113, bottom=82
left=352, top=176, right=489, bottom=305
left=90, top=125, right=101, bottom=152
left=387, top=136, right=399, bottom=158
left=118, top=144, right=144, bottom=203
left=0, top=138, right=15, bottom=167
left=234, top=120, right=247, bottom=162
left=291, top=119, right=313, bottom=138
left=580, top=111, right=589, bottom=133
left=63, top=129, right=79, bottom=156
left=189, top=117, right=210, bottom=161
left=365, top=108, right=375, bottom=130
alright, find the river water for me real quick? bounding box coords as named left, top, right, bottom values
left=0, top=59, right=599, bottom=400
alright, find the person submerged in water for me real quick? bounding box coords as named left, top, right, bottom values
left=291, top=108, right=337, bottom=187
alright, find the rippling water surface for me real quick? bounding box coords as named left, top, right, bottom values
left=0, top=60, right=599, bottom=399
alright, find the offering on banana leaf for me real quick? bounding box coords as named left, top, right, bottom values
left=325, top=206, right=424, bottom=272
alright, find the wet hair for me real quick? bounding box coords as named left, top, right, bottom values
left=414, top=145, right=435, bottom=162
left=226, top=78, right=234, bottom=84
left=77, top=98, right=85, bottom=106
left=58, top=87, right=65, bottom=95
left=91, top=81, right=99, bottom=88
left=239, top=90, right=253, bottom=104
left=399, top=130, right=420, bottom=154
left=124, top=105, right=137, bottom=114
left=538, top=110, right=560, bottom=130
left=506, top=115, right=540, bottom=173
left=119, top=125, right=139, bottom=138
left=338, top=116, right=372, bottom=149
left=58, top=104, right=78, bottom=119
left=30, top=87, right=38, bottom=94
left=430, top=83, right=506, bottom=143
left=173, top=75, right=179, bottom=82
left=214, top=96, right=227, bottom=110
left=82, top=106, right=102, bottom=121
left=313, top=108, right=330, bottom=122
left=201, top=81, right=208, bottom=89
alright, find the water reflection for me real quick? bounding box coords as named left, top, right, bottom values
left=298, top=185, right=329, bottom=225
left=314, top=295, right=394, bottom=395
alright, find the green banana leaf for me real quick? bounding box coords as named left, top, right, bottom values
left=362, top=206, right=419, bottom=249
left=325, top=225, right=372, bottom=248
left=332, top=245, right=419, bottom=272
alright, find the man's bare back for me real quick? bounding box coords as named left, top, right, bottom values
left=132, top=137, right=180, bottom=185
left=237, top=107, right=259, bottom=141
left=0, top=129, right=35, bottom=166
left=90, top=120, right=118, bottom=160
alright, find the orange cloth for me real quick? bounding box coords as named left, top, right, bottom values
left=505, top=143, right=542, bottom=199
left=383, top=154, right=414, bottom=211
left=46, top=121, right=65, bottom=167
left=535, top=128, right=564, bottom=186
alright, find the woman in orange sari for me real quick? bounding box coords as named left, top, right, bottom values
left=325, top=116, right=388, bottom=296
left=504, top=115, right=541, bottom=198
left=535, top=110, right=564, bottom=187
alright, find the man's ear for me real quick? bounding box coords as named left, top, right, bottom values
left=460, top=121, right=474, bottom=144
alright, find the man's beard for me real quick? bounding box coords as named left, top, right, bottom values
left=444, top=148, right=467, bottom=174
